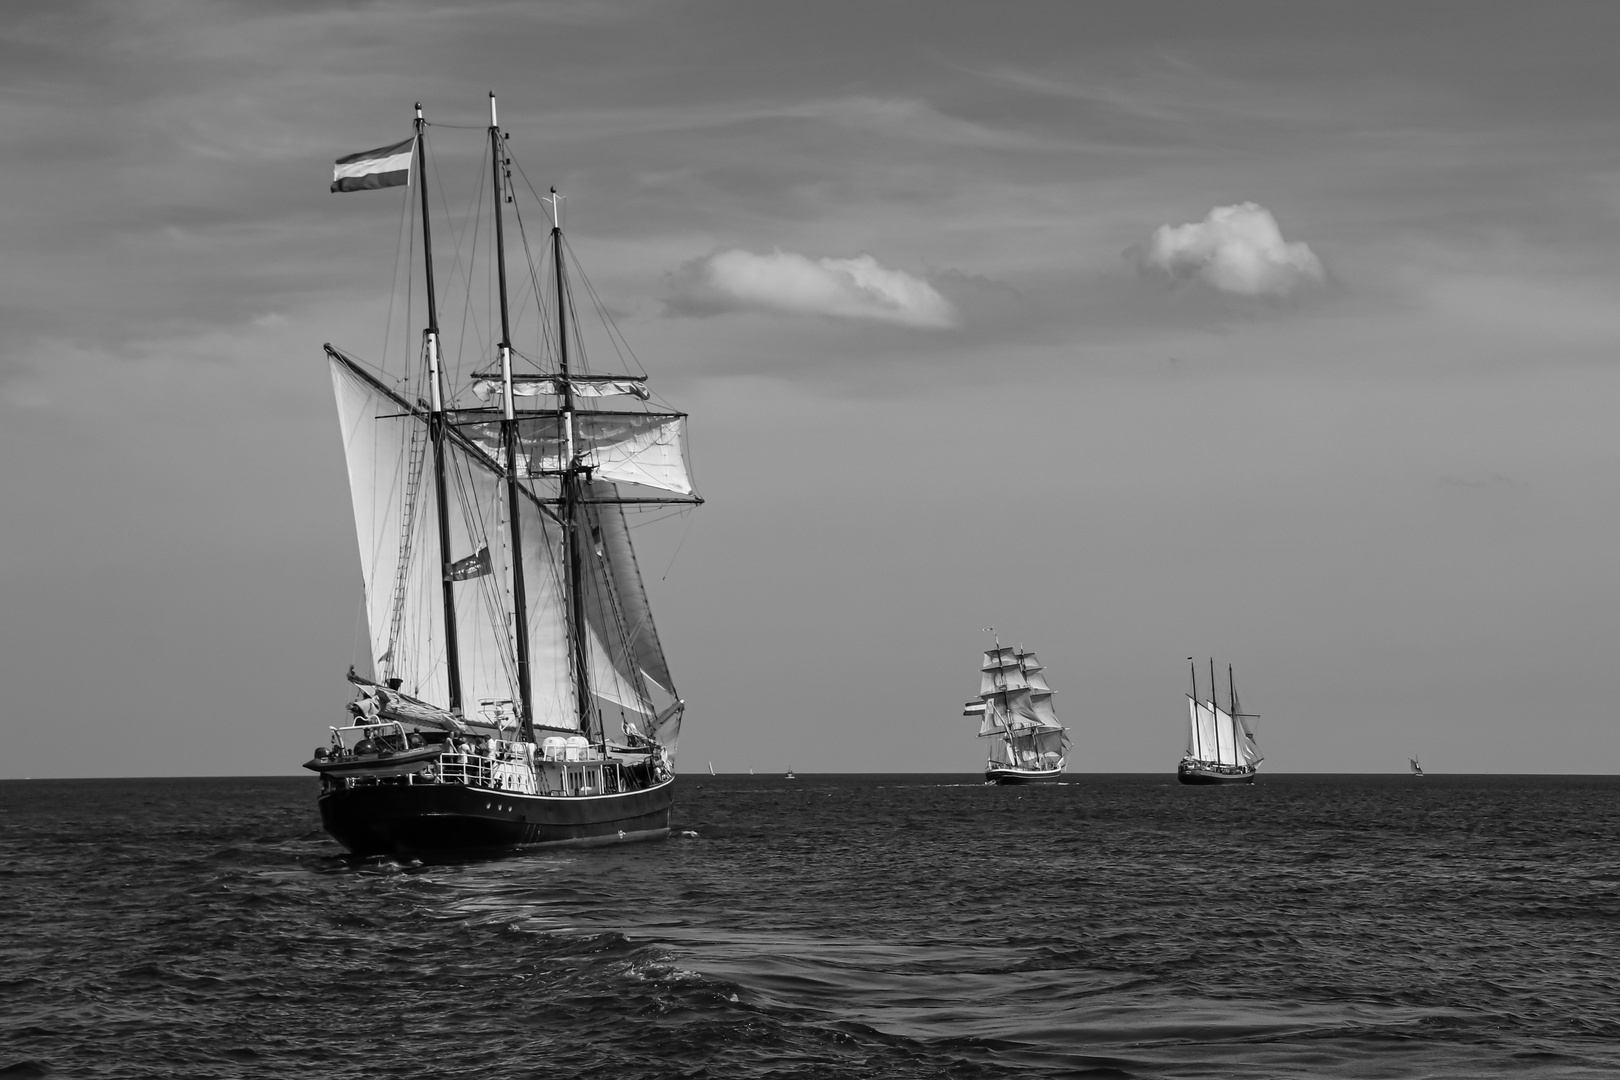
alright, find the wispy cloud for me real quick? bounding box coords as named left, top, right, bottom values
left=1138, top=202, right=1324, bottom=296
left=666, top=248, right=957, bottom=328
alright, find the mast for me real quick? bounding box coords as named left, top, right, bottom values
left=489, top=93, right=533, bottom=742
left=550, top=187, right=595, bottom=743
left=1210, top=657, right=1221, bottom=764
left=417, top=103, right=463, bottom=714
left=1188, top=656, right=1202, bottom=761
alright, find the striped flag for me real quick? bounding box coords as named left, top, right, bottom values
left=331, top=137, right=413, bottom=193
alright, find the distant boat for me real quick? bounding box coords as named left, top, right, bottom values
left=1410, top=757, right=1424, bottom=777
left=966, top=631, right=1068, bottom=785
left=1178, top=659, right=1261, bottom=785
left=708, top=761, right=715, bottom=776
left=785, top=767, right=796, bottom=779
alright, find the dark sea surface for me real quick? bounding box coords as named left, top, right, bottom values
left=2, top=773, right=1618, bottom=1079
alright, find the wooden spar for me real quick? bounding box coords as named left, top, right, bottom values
left=417, top=102, right=463, bottom=714
left=489, top=92, right=534, bottom=742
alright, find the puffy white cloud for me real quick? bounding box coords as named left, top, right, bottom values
left=1141, top=203, right=1324, bottom=296
left=668, top=248, right=957, bottom=328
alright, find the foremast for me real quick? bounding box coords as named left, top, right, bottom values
left=418, top=102, right=464, bottom=715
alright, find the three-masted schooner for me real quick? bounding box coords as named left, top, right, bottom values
left=305, top=98, right=700, bottom=858
left=1178, top=658, right=1261, bottom=785
left=965, top=633, right=1069, bottom=784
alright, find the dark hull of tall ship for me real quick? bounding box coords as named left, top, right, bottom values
left=317, top=778, right=675, bottom=860
left=1177, top=762, right=1256, bottom=786
left=985, top=765, right=1065, bottom=785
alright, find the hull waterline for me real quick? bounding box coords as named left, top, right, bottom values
left=985, top=765, right=1065, bottom=785
left=318, top=777, right=675, bottom=859
left=1177, top=764, right=1255, bottom=786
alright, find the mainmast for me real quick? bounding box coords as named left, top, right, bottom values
left=549, top=187, right=595, bottom=742
left=489, top=93, right=533, bottom=742
left=417, top=103, right=463, bottom=714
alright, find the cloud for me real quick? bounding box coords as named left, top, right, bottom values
left=1138, top=203, right=1324, bottom=296
left=667, top=249, right=957, bottom=328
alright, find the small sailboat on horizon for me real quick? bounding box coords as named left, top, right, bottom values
left=965, top=630, right=1069, bottom=784
left=1178, top=658, right=1261, bottom=785
left=1410, top=757, right=1424, bottom=777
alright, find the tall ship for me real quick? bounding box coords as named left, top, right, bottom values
left=964, top=633, right=1069, bottom=784
left=305, top=97, right=701, bottom=858
left=1179, top=658, right=1262, bottom=785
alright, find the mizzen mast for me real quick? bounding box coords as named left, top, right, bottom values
left=547, top=186, right=596, bottom=743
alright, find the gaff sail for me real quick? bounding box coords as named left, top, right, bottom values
left=1185, top=697, right=1261, bottom=767
left=329, top=353, right=580, bottom=731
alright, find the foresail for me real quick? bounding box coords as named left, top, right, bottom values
left=1193, top=700, right=1221, bottom=762
left=330, top=354, right=575, bottom=728
left=331, top=357, right=447, bottom=706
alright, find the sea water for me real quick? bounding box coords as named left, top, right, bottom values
left=2, top=773, right=1617, bottom=1078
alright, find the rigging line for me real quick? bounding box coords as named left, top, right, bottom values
left=381, top=172, right=414, bottom=380
left=423, top=133, right=485, bottom=400
left=448, top=151, right=491, bottom=403
left=561, top=233, right=646, bottom=379
left=501, top=177, right=549, bottom=363
left=506, top=156, right=567, bottom=363
left=352, top=588, right=369, bottom=673
left=660, top=509, right=696, bottom=581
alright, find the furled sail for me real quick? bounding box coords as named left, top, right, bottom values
left=469, top=373, right=650, bottom=401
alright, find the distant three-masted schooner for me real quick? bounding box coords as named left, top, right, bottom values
left=305, top=98, right=700, bottom=858
left=965, top=633, right=1070, bottom=784
left=1179, top=658, right=1262, bottom=785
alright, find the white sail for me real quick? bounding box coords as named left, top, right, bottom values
left=1235, top=713, right=1263, bottom=766
left=330, top=356, right=578, bottom=728
left=980, top=648, right=1030, bottom=695
left=332, top=357, right=447, bottom=705
left=461, top=412, right=694, bottom=497
left=515, top=493, right=579, bottom=732
left=588, top=482, right=676, bottom=695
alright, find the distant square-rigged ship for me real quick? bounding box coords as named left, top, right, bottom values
left=965, top=634, right=1069, bottom=784
left=306, top=98, right=701, bottom=858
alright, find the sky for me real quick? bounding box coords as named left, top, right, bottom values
left=5, top=1, right=1620, bottom=777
